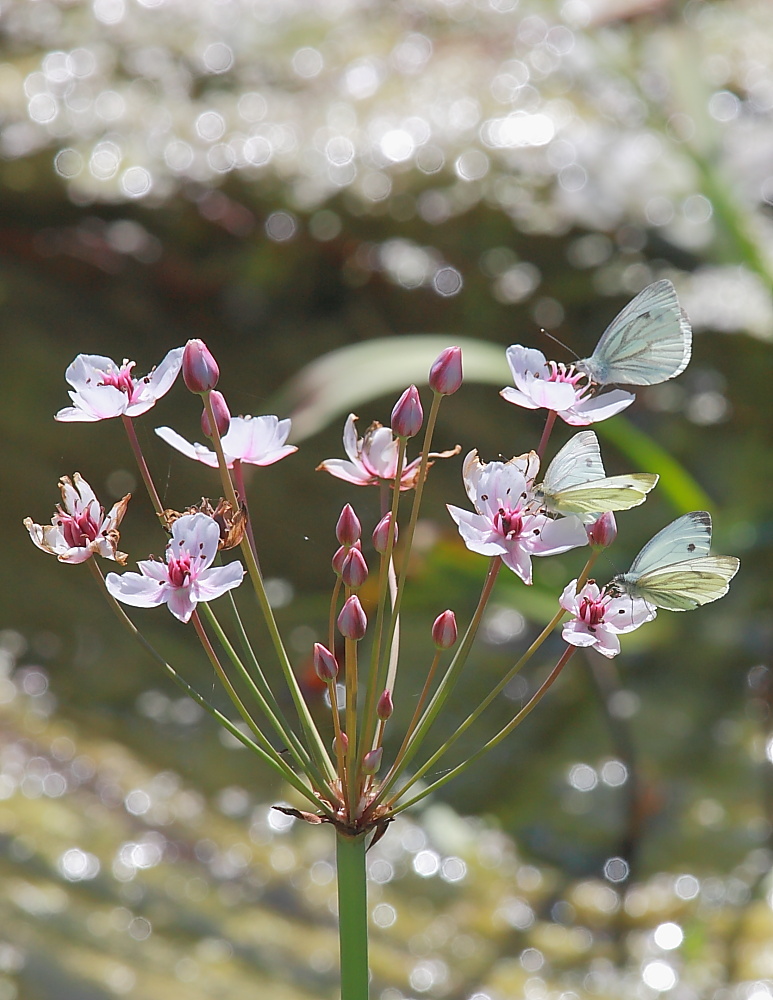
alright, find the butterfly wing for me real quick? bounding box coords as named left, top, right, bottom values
left=550, top=474, right=659, bottom=517
left=577, top=280, right=692, bottom=386
left=628, top=511, right=712, bottom=576
left=618, top=555, right=740, bottom=611
left=541, top=431, right=605, bottom=492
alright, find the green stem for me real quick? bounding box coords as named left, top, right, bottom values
left=88, top=561, right=321, bottom=807
left=385, top=550, right=599, bottom=808
left=121, top=415, right=165, bottom=520
left=363, top=556, right=501, bottom=820
left=199, top=602, right=334, bottom=800
left=336, top=831, right=369, bottom=1000
left=392, top=644, right=577, bottom=815
left=360, top=445, right=407, bottom=756
left=202, top=392, right=335, bottom=782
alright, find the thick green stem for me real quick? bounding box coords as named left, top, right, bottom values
left=336, top=831, right=369, bottom=1000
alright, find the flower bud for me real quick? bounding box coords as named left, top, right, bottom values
left=391, top=385, right=423, bottom=438
left=336, top=504, right=361, bottom=546
left=362, top=747, right=383, bottom=775
left=372, top=513, right=397, bottom=554
left=334, top=732, right=349, bottom=755
left=183, top=339, right=220, bottom=393
left=341, top=547, right=368, bottom=589
left=429, top=346, right=463, bottom=395
left=377, top=689, right=393, bottom=721
left=432, top=610, right=457, bottom=649
left=313, top=642, right=339, bottom=682
left=200, top=390, right=231, bottom=439
left=337, top=594, right=367, bottom=640
left=587, top=511, right=617, bottom=550
left=333, top=539, right=360, bottom=576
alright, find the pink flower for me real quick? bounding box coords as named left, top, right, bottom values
left=155, top=415, right=297, bottom=469
left=500, top=346, right=635, bottom=426
left=55, top=349, right=184, bottom=422
left=105, top=513, right=244, bottom=622
left=447, top=451, right=588, bottom=584
left=317, top=413, right=459, bottom=491
left=559, top=579, right=656, bottom=658
left=24, top=473, right=130, bottom=564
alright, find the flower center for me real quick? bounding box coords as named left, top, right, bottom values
left=578, top=594, right=608, bottom=627
left=167, top=554, right=193, bottom=588
left=60, top=508, right=100, bottom=548
left=495, top=506, right=523, bottom=538
left=100, top=363, right=137, bottom=399
left=545, top=361, right=587, bottom=388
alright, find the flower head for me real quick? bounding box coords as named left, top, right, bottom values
left=559, top=579, right=656, bottom=658
left=500, top=345, right=635, bottom=426
left=105, top=512, right=244, bottom=622
left=25, top=474, right=130, bottom=564
left=155, top=414, right=297, bottom=469
left=317, top=413, right=459, bottom=491
left=55, top=349, right=184, bottom=422
left=447, top=450, right=588, bottom=584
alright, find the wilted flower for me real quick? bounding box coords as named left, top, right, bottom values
left=25, top=473, right=130, bottom=564
left=559, top=579, right=656, bottom=657
left=105, top=512, right=244, bottom=622
left=500, top=346, right=635, bottom=425
left=318, top=413, right=459, bottom=491
left=162, top=498, right=246, bottom=550
left=447, top=450, right=588, bottom=584
left=55, top=349, right=184, bottom=422
left=156, top=414, right=297, bottom=469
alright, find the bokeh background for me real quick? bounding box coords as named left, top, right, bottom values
left=2, top=0, right=773, bottom=997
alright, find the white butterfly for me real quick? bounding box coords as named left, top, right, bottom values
left=576, top=280, right=692, bottom=386
left=533, top=431, right=658, bottom=520
left=611, top=511, right=740, bottom=612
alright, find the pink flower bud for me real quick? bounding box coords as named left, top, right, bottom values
left=337, top=595, right=367, bottom=640
left=587, top=511, right=617, bottom=550
left=429, top=346, right=463, bottom=395
left=336, top=504, right=361, bottom=546
left=377, top=689, right=393, bottom=720
left=372, top=513, right=397, bottom=554
left=313, top=643, right=339, bottom=682
left=200, top=390, right=231, bottom=438
left=183, top=339, right=220, bottom=393
left=334, top=732, right=349, bottom=754
left=341, top=547, right=368, bottom=589
left=432, top=610, right=457, bottom=649
left=333, top=539, right=360, bottom=576
left=362, top=747, right=383, bottom=775
left=391, top=385, right=423, bottom=438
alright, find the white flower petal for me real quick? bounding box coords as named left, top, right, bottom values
left=193, top=561, right=245, bottom=601
left=105, top=571, right=167, bottom=607
left=155, top=426, right=221, bottom=467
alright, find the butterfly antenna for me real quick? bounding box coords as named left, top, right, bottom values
left=539, top=327, right=579, bottom=360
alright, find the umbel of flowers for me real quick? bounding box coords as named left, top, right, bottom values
left=25, top=284, right=739, bottom=1000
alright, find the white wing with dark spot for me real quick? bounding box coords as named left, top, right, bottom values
left=577, top=280, right=692, bottom=386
